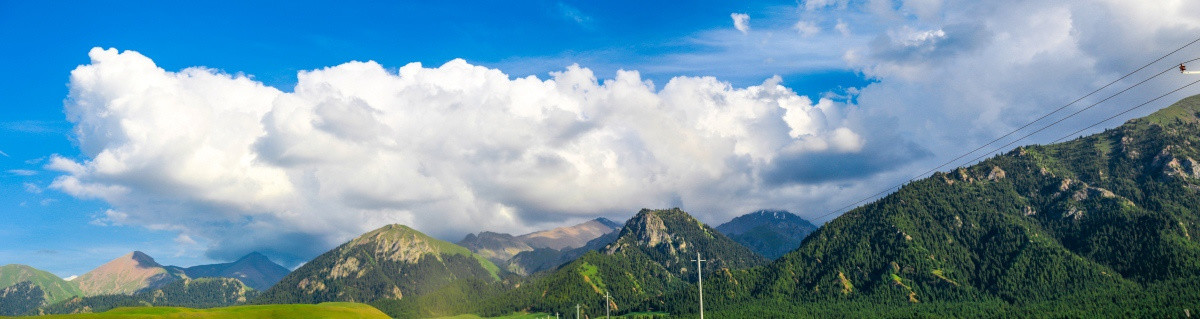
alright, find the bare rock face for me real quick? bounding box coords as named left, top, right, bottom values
left=72, top=251, right=184, bottom=296
left=987, top=166, right=1007, bottom=181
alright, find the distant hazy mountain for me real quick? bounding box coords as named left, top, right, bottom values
left=716, top=210, right=818, bottom=260
left=71, top=251, right=185, bottom=296
left=255, top=224, right=500, bottom=305
left=457, top=217, right=623, bottom=274
left=456, top=232, right=533, bottom=265
left=0, top=264, right=82, bottom=307
left=504, top=230, right=620, bottom=275
left=518, top=218, right=623, bottom=250
left=183, top=252, right=290, bottom=291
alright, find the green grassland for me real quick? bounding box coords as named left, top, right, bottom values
left=430, top=311, right=668, bottom=318
left=7, top=302, right=388, bottom=319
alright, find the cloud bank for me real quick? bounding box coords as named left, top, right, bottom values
left=52, top=48, right=871, bottom=264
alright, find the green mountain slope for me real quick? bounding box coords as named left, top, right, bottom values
left=0, top=264, right=81, bottom=305
left=742, top=94, right=1200, bottom=310
left=604, top=208, right=769, bottom=275
left=1, top=281, right=46, bottom=316
left=254, top=224, right=500, bottom=305
left=39, top=277, right=257, bottom=315
left=24, top=302, right=389, bottom=319
left=504, top=230, right=619, bottom=276
left=475, top=208, right=766, bottom=316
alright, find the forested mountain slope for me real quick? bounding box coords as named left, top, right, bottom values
left=732, top=94, right=1200, bottom=314
left=254, top=224, right=500, bottom=305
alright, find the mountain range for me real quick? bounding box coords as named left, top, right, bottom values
left=456, top=218, right=623, bottom=275
left=11, top=94, right=1200, bottom=316
left=0, top=251, right=289, bottom=316
left=350, top=93, right=1200, bottom=318
left=181, top=252, right=290, bottom=291
left=698, top=93, right=1200, bottom=316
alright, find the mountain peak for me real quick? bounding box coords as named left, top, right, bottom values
left=127, top=251, right=160, bottom=268
left=592, top=217, right=623, bottom=229
left=716, top=210, right=818, bottom=260
left=74, top=251, right=183, bottom=296
left=606, top=208, right=768, bottom=273
left=236, top=251, right=269, bottom=262
left=517, top=217, right=623, bottom=251
left=256, top=223, right=500, bottom=305
left=181, top=251, right=289, bottom=291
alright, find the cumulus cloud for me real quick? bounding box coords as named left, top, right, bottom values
left=53, top=48, right=866, bottom=265
left=611, top=0, right=1200, bottom=226
left=731, top=13, right=750, bottom=34
left=845, top=0, right=1200, bottom=157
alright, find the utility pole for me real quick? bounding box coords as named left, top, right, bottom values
left=576, top=304, right=580, bottom=319
left=605, top=292, right=611, bottom=318
left=692, top=252, right=707, bottom=319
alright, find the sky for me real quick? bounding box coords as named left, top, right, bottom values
left=3, top=0, right=1200, bottom=277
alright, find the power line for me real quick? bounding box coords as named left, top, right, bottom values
left=952, top=64, right=1184, bottom=171
left=1053, top=78, right=1200, bottom=143
left=806, top=36, right=1200, bottom=223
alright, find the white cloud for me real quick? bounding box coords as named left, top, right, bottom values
left=835, top=19, right=851, bottom=36
left=794, top=20, right=820, bottom=37
left=23, top=182, right=41, bottom=194
left=0, top=150, right=8, bottom=157
left=731, top=13, right=750, bottom=34
left=54, top=48, right=864, bottom=265
left=7, top=169, right=36, bottom=176
left=602, top=0, right=1200, bottom=227
left=557, top=2, right=592, bottom=28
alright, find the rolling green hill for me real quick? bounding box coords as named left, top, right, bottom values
left=0, top=265, right=81, bottom=305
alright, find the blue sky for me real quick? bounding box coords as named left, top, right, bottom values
left=3, top=1, right=1199, bottom=277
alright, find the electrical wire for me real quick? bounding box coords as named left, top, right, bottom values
left=805, top=37, right=1200, bottom=223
